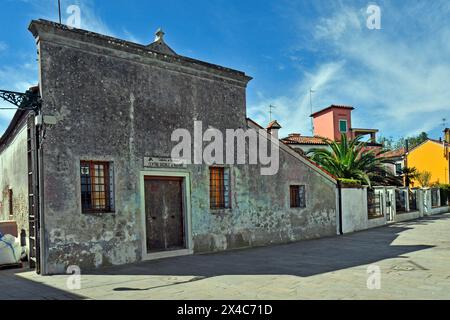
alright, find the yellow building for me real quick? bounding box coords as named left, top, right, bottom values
left=407, top=129, right=450, bottom=186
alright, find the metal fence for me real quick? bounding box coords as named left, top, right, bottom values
left=431, top=188, right=439, bottom=208
left=440, top=188, right=449, bottom=206
left=409, top=189, right=418, bottom=211
left=367, top=189, right=383, bottom=219
left=395, top=189, right=407, bottom=213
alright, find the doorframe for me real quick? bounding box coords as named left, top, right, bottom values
left=139, top=169, right=193, bottom=261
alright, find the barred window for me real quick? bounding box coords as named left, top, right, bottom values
left=80, top=161, right=114, bottom=213
left=210, top=167, right=230, bottom=209
left=290, top=185, right=306, bottom=208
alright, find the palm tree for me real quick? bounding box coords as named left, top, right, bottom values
left=307, top=134, right=399, bottom=187
left=401, top=166, right=419, bottom=187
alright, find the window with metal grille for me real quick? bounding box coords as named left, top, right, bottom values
left=290, top=185, right=306, bottom=208
left=210, top=167, right=230, bottom=209
left=80, top=161, right=114, bottom=213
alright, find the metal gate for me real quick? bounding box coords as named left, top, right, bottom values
left=395, top=189, right=407, bottom=213
left=386, top=190, right=394, bottom=222
left=367, top=189, right=383, bottom=219
left=409, top=189, right=418, bottom=211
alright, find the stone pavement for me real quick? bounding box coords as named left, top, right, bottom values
left=2, top=213, right=450, bottom=300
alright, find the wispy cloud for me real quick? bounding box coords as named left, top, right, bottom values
left=248, top=62, right=344, bottom=136
left=250, top=1, right=450, bottom=140
left=0, top=42, right=7, bottom=52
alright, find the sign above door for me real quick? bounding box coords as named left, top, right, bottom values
left=143, top=157, right=187, bottom=169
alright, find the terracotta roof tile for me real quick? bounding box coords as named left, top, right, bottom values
left=267, top=120, right=282, bottom=129
left=281, top=134, right=328, bottom=145
left=382, top=147, right=406, bottom=158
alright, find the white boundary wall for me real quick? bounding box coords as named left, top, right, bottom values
left=340, top=186, right=449, bottom=234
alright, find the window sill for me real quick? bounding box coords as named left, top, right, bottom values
left=210, top=208, right=232, bottom=215
left=82, top=211, right=116, bottom=217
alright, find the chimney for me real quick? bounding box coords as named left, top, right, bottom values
left=266, top=120, right=282, bottom=135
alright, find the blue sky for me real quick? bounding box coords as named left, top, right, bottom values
left=1, top=0, right=449, bottom=141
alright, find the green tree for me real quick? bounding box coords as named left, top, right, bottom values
left=377, top=135, right=395, bottom=151
left=417, top=171, right=432, bottom=187
left=307, top=134, right=399, bottom=187
left=395, top=132, right=428, bottom=150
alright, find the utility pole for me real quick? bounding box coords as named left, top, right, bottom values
left=404, top=139, right=409, bottom=187
left=310, top=88, right=315, bottom=135
left=269, top=104, right=276, bottom=122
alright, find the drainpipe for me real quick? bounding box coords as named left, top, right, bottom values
left=337, top=180, right=343, bottom=235
left=38, top=126, right=46, bottom=275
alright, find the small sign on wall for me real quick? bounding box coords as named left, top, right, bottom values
left=143, top=157, right=187, bottom=168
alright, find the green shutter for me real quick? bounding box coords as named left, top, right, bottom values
left=339, top=120, right=347, bottom=132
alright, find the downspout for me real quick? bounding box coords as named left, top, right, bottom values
left=36, top=40, right=47, bottom=275
left=337, top=180, right=343, bottom=235
left=38, top=124, right=46, bottom=275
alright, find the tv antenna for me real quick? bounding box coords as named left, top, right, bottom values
left=269, top=104, right=276, bottom=122
left=310, top=88, right=315, bottom=135
left=58, top=0, right=62, bottom=24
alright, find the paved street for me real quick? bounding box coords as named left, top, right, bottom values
left=1, top=212, right=450, bottom=300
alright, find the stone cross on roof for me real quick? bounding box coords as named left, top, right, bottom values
left=147, top=27, right=177, bottom=56
left=154, top=28, right=165, bottom=42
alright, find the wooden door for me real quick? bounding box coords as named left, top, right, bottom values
left=144, top=176, right=185, bottom=253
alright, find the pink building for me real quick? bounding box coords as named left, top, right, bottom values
left=311, top=105, right=378, bottom=142
left=282, top=105, right=382, bottom=153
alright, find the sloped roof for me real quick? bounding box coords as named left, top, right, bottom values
left=246, top=118, right=337, bottom=182
left=281, top=134, right=328, bottom=145
left=146, top=28, right=177, bottom=55
left=28, top=20, right=252, bottom=85
left=383, top=147, right=406, bottom=158
left=310, top=105, right=354, bottom=117
left=267, top=120, right=282, bottom=130
left=408, top=139, right=449, bottom=154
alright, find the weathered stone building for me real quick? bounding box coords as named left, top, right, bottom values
left=0, top=20, right=338, bottom=275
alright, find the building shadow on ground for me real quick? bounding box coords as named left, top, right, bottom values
left=86, top=219, right=439, bottom=279
left=2, top=214, right=446, bottom=298
left=0, top=266, right=83, bottom=300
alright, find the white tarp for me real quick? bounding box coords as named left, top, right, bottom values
left=0, top=234, right=21, bottom=265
